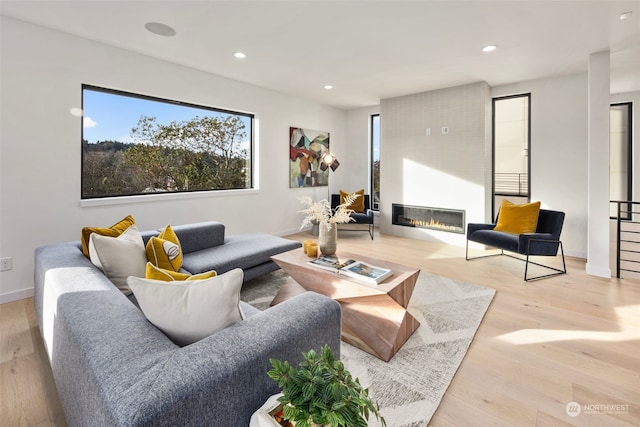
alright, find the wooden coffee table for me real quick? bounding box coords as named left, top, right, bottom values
left=271, top=249, right=420, bottom=362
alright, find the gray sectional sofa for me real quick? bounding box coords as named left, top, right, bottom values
left=34, top=221, right=342, bottom=427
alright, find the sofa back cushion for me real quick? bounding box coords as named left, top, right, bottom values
left=171, top=221, right=225, bottom=254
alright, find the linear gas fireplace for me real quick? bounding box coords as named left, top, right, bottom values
left=392, top=203, right=465, bottom=234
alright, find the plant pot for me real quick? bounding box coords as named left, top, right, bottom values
left=318, top=222, right=337, bottom=255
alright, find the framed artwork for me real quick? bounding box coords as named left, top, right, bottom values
left=289, top=127, right=330, bottom=188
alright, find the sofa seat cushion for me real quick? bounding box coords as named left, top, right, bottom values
left=468, top=229, right=519, bottom=253
left=181, top=233, right=301, bottom=275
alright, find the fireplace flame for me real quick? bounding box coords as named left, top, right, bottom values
left=408, top=217, right=459, bottom=231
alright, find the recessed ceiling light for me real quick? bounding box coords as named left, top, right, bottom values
left=482, top=45, right=497, bottom=52
left=620, top=11, right=632, bottom=20
left=234, top=52, right=246, bottom=59
left=324, top=85, right=333, bottom=90
left=145, top=22, right=176, bottom=37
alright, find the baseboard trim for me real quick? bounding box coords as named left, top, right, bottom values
left=276, top=227, right=307, bottom=237
left=0, top=287, right=35, bottom=304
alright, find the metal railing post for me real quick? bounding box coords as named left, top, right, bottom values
left=617, top=201, right=621, bottom=278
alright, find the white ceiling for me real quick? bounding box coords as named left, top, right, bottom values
left=2, top=0, right=639, bottom=109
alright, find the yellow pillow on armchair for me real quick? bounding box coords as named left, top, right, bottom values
left=494, top=200, right=541, bottom=234
left=339, top=189, right=365, bottom=213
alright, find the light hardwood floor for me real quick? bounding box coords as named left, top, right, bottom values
left=1, top=230, right=639, bottom=426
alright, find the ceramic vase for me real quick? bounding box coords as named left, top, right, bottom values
left=318, top=222, right=337, bottom=255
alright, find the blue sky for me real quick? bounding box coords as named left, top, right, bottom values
left=82, top=88, right=251, bottom=145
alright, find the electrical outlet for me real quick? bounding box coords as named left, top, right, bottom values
left=441, top=126, right=449, bottom=134
left=0, top=257, right=12, bottom=271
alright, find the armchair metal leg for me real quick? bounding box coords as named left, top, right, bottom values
left=369, top=223, right=374, bottom=239
left=467, top=237, right=566, bottom=282
left=465, top=239, right=504, bottom=261
left=524, top=241, right=566, bottom=281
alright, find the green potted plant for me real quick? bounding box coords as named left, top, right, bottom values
left=267, top=344, right=386, bottom=427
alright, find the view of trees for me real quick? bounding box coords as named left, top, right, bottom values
left=372, top=159, right=380, bottom=209
left=82, top=115, right=250, bottom=198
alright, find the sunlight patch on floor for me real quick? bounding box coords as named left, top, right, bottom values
left=495, top=305, right=640, bottom=344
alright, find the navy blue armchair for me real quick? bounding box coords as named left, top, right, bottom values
left=331, top=194, right=374, bottom=239
left=466, top=209, right=566, bottom=281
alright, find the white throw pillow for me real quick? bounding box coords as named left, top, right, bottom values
left=127, top=268, right=246, bottom=346
left=88, top=224, right=147, bottom=295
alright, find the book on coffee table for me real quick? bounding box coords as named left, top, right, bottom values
left=308, top=255, right=392, bottom=285
left=340, top=260, right=393, bottom=285
left=308, top=255, right=356, bottom=272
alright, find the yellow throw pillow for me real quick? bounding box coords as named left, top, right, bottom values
left=494, top=200, right=541, bottom=234
left=81, top=214, right=136, bottom=257
left=339, top=189, right=365, bottom=213
left=146, top=224, right=183, bottom=272
left=145, top=263, right=216, bottom=282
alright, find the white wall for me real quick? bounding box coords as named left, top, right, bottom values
left=492, top=73, right=589, bottom=259
left=0, top=17, right=347, bottom=302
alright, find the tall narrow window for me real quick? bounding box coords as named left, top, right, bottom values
left=610, top=102, right=632, bottom=218
left=492, top=94, right=531, bottom=218
left=371, top=114, right=380, bottom=210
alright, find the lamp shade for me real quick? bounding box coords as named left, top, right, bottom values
left=321, top=152, right=339, bottom=171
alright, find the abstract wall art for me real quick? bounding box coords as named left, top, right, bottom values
left=289, top=127, right=330, bottom=188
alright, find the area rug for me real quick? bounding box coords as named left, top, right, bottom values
left=241, top=270, right=496, bottom=427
